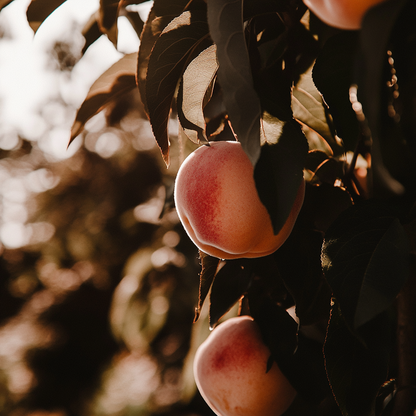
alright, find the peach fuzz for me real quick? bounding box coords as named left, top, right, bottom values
left=174, top=141, right=304, bottom=259
left=303, top=0, right=387, bottom=30
left=193, top=316, right=297, bottom=416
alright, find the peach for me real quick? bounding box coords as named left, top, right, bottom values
left=193, top=316, right=297, bottom=416
left=303, top=0, right=387, bottom=30
left=174, top=141, right=304, bottom=259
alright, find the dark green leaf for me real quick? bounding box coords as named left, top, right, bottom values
left=274, top=228, right=332, bottom=326
left=322, top=202, right=410, bottom=329
left=248, top=292, right=298, bottom=360
left=209, top=260, right=252, bottom=328
left=145, top=10, right=210, bottom=166
left=300, top=183, right=353, bottom=233
left=305, top=150, right=330, bottom=173
left=324, top=301, right=394, bottom=416
left=194, top=251, right=220, bottom=322
left=254, top=121, right=308, bottom=235
left=26, top=0, right=67, bottom=32
left=312, top=31, right=360, bottom=152
left=70, top=53, right=137, bottom=143
left=311, top=157, right=345, bottom=185
left=207, top=0, right=262, bottom=165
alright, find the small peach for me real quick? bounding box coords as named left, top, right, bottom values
left=194, top=316, right=297, bottom=416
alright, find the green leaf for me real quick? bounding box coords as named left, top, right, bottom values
left=324, top=301, right=394, bottom=416
left=312, top=31, right=360, bottom=152
left=207, top=0, right=262, bottom=166
left=26, top=0, right=67, bottom=32
left=322, top=202, right=410, bottom=329
left=209, top=260, right=252, bottom=328
left=254, top=121, right=308, bottom=235
left=145, top=10, right=210, bottom=166
left=70, top=53, right=138, bottom=143
left=178, top=45, right=218, bottom=143
left=194, top=251, right=220, bottom=322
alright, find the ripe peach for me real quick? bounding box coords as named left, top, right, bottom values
left=174, top=141, right=304, bottom=259
left=303, top=0, right=387, bottom=30
left=194, top=316, right=297, bottom=416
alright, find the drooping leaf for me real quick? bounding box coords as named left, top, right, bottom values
left=178, top=45, right=218, bottom=143
left=194, top=251, right=220, bottom=322
left=273, top=228, right=332, bottom=326
left=292, top=78, right=337, bottom=150
left=137, top=0, right=197, bottom=114
left=81, top=11, right=102, bottom=55
left=145, top=10, right=210, bottom=166
left=312, top=31, right=360, bottom=152
left=70, top=53, right=138, bottom=143
left=26, top=0, right=67, bottom=32
left=98, top=0, right=121, bottom=46
left=324, top=300, right=394, bottom=416
left=248, top=290, right=299, bottom=368
left=123, top=9, right=145, bottom=38
left=254, top=121, right=308, bottom=235
left=207, top=0, right=262, bottom=166
left=209, top=260, right=252, bottom=328
left=322, top=202, right=410, bottom=329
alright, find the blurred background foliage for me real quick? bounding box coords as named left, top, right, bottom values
left=0, top=1, right=219, bottom=415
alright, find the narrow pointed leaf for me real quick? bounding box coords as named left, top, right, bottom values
left=137, top=0, right=194, bottom=113
left=145, top=11, right=210, bottom=166
left=254, top=121, right=308, bottom=235
left=292, top=86, right=334, bottom=147
left=179, top=45, right=218, bottom=143
left=322, top=203, right=410, bottom=329
left=70, top=53, right=138, bottom=143
left=194, top=251, right=220, bottom=322
left=209, top=260, right=252, bottom=328
left=324, top=301, right=393, bottom=416
left=26, top=0, right=66, bottom=32
left=98, top=0, right=121, bottom=46
left=81, top=11, right=102, bottom=55
left=207, top=0, right=262, bottom=165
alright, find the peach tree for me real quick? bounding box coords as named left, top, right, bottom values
left=9, top=0, right=416, bottom=414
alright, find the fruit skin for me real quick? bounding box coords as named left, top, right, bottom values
left=303, top=0, right=387, bottom=30
left=174, top=141, right=305, bottom=259
left=193, top=316, right=297, bottom=416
